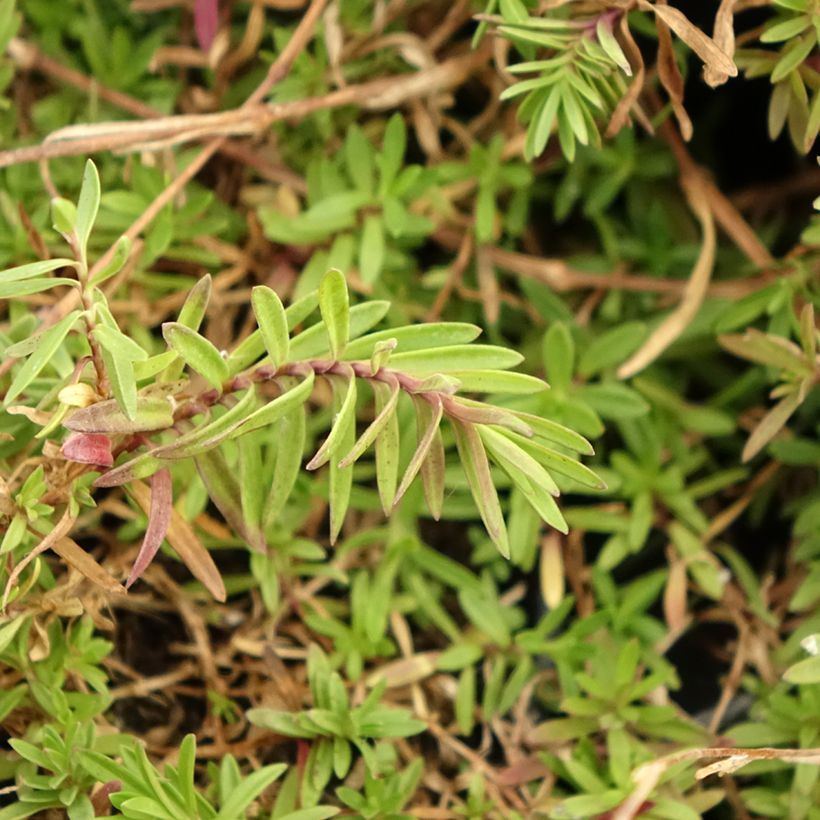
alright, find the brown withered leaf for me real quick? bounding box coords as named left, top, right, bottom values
left=641, top=1, right=737, bottom=80
left=128, top=479, right=226, bottom=601
left=704, top=0, right=739, bottom=87
left=606, top=16, right=650, bottom=138
left=742, top=390, right=802, bottom=463
left=618, top=176, right=715, bottom=378
left=656, top=5, right=693, bottom=141
left=51, top=537, right=126, bottom=597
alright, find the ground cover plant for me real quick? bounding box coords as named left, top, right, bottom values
left=0, top=0, right=819, bottom=817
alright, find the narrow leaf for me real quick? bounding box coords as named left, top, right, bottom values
left=306, top=372, right=357, bottom=470
left=318, top=269, right=350, bottom=359
left=252, top=286, right=290, bottom=369
left=394, top=395, right=443, bottom=508
left=128, top=479, right=226, bottom=600
left=338, top=376, right=400, bottom=468
left=126, top=468, right=173, bottom=588
left=162, top=322, right=228, bottom=390
left=75, top=159, right=101, bottom=256
left=4, top=310, right=81, bottom=405
left=452, top=419, right=510, bottom=558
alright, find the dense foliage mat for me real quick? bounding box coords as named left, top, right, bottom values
left=0, top=0, right=819, bottom=817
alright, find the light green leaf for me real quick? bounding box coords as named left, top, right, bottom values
left=359, top=214, right=385, bottom=285
left=263, top=406, right=306, bottom=529
left=318, top=269, right=350, bottom=359
left=390, top=344, right=523, bottom=374
left=4, top=310, right=81, bottom=405
left=306, top=372, right=357, bottom=470
left=0, top=258, right=77, bottom=284
left=338, top=376, right=399, bottom=468
left=0, top=277, right=78, bottom=298
left=214, top=764, right=287, bottom=820
left=75, top=159, right=101, bottom=256
left=343, top=322, right=481, bottom=360
left=91, top=235, right=131, bottom=285
left=394, top=395, right=443, bottom=508
left=252, top=286, right=289, bottom=369
left=162, top=322, right=229, bottom=390
left=452, top=419, right=510, bottom=558
left=101, top=346, right=138, bottom=421
left=93, top=324, right=149, bottom=362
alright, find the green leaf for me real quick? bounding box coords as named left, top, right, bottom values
left=52, top=197, right=77, bottom=237
left=75, top=159, right=101, bottom=257
left=252, top=286, right=289, bottom=369
left=289, top=301, right=389, bottom=361
left=231, top=370, right=315, bottom=439
left=307, top=373, right=357, bottom=470
left=771, top=33, right=814, bottom=82
left=0, top=277, right=78, bottom=298
left=93, top=324, right=149, bottom=361
left=4, top=310, right=81, bottom=405
left=452, top=419, right=510, bottom=558
left=510, top=411, right=594, bottom=455
left=371, top=381, right=400, bottom=515
left=378, top=113, right=406, bottom=194
left=359, top=214, right=385, bottom=285
left=455, top=665, right=476, bottom=736
left=394, top=395, right=444, bottom=508
left=65, top=396, right=173, bottom=434
left=501, top=430, right=606, bottom=489
left=91, top=235, right=131, bottom=285
left=264, top=407, right=306, bottom=529
left=579, top=322, right=646, bottom=377
left=389, top=344, right=523, bottom=374
left=214, top=764, right=287, bottom=820
left=344, top=125, right=375, bottom=194
left=543, top=322, right=574, bottom=390
left=444, top=370, right=547, bottom=394
left=318, top=269, right=350, bottom=359
left=162, top=322, right=229, bottom=390
left=326, top=378, right=357, bottom=544
left=0, top=258, right=77, bottom=284
left=338, top=376, right=399, bottom=468
left=596, top=18, right=632, bottom=74
left=342, top=322, right=481, bottom=360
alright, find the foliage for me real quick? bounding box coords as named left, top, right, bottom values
left=0, top=0, right=819, bottom=817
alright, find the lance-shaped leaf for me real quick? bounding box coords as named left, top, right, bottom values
left=195, top=448, right=266, bottom=552
left=307, top=371, right=357, bottom=471
left=75, top=159, right=101, bottom=258
left=445, top=370, right=547, bottom=394
left=342, top=322, right=482, bottom=359
left=128, top=479, right=226, bottom=600
left=231, top=371, right=315, bottom=439
left=719, top=330, right=811, bottom=375
left=596, top=17, right=631, bottom=75
left=161, top=274, right=212, bottom=381
left=100, top=345, right=137, bottom=421
left=194, top=0, right=218, bottom=51
left=370, top=338, right=396, bottom=375
left=52, top=537, right=126, bottom=596
left=263, top=406, right=306, bottom=530
left=65, top=396, right=174, bottom=434
left=91, top=235, right=131, bottom=286
left=501, top=430, right=606, bottom=489
left=371, top=381, right=401, bottom=515
left=227, top=291, right=319, bottom=374
left=480, top=428, right=566, bottom=533
left=328, top=381, right=356, bottom=545
left=0, top=258, right=77, bottom=284
left=93, top=325, right=148, bottom=362
left=510, top=410, right=594, bottom=455
left=444, top=396, right=533, bottom=436
left=94, top=451, right=165, bottom=488
left=389, top=345, right=523, bottom=374
left=252, top=286, right=290, bottom=369
left=239, top=434, right=264, bottom=537
left=62, top=432, right=114, bottom=467
left=126, top=468, right=173, bottom=588
left=155, top=388, right=258, bottom=460
left=319, top=269, right=350, bottom=359
left=0, top=277, right=78, bottom=298
left=4, top=310, right=82, bottom=405
left=162, top=322, right=228, bottom=390
left=742, top=390, right=802, bottom=463
left=290, top=301, right=389, bottom=361
left=417, top=397, right=446, bottom=520
left=452, top=420, right=510, bottom=559
left=480, top=426, right=559, bottom=497
left=338, top=376, right=400, bottom=468
left=394, top=395, right=444, bottom=509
